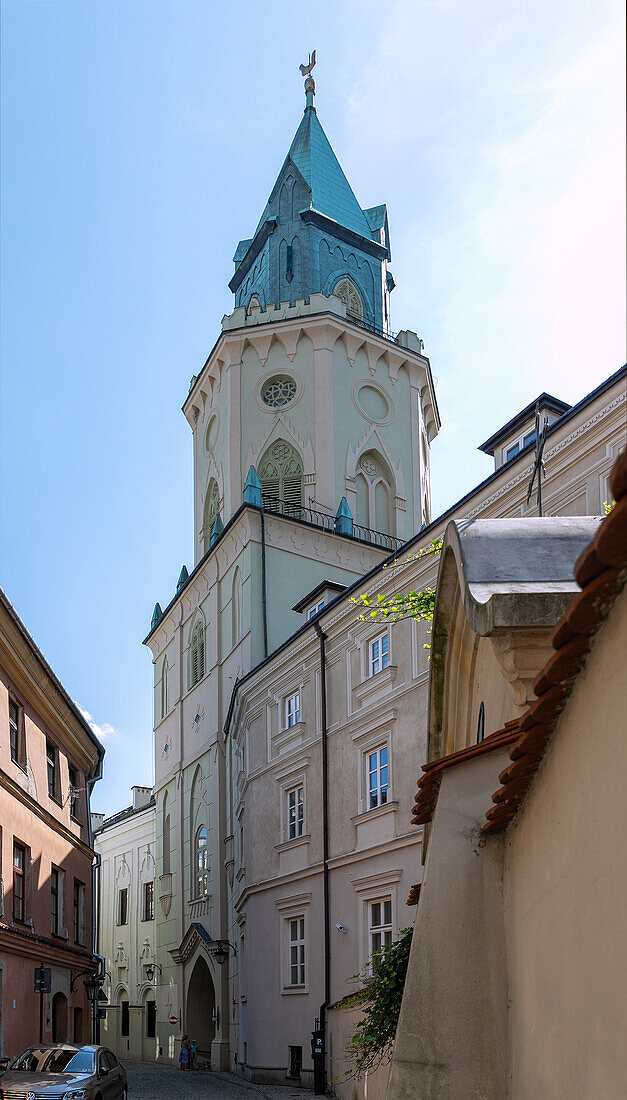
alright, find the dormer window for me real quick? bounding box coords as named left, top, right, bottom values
left=307, top=600, right=325, bottom=619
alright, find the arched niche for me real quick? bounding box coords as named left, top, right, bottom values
left=258, top=438, right=304, bottom=513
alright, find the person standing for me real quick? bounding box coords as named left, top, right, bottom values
left=178, top=1035, right=190, bottom=1071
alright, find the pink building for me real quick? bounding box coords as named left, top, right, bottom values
left=0, top=588, right=104, bottom=1059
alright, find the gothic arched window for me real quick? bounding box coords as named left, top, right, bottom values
left=232, top=568, right=242, bottom=647
left=334, top=277, right=364, bottom=321
left=258, top=439, right=304, bottom=514
left=160, top=657, right=169, bottom=720
left=203, top=479, right=220, bottom=554
left=195, top=825, right=209, bottom=898
left=190, top=619, right=205, bottom=688
left=162, top=793, right=171, bottom=876
left=354, top=450, right=394, bottom=536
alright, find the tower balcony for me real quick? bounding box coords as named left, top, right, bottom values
left=262, top=495, right=403, bottom=554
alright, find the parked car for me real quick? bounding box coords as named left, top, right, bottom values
left=0, top=1043, right=127, bottom=1099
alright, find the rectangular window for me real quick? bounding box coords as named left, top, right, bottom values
left=523, top=431, right=537, bottom=448
left=289, top=1046, right=302, bottom=1078
left=369, top=634, right=389, bottom=676
left=13, top=841, right=25, bottom=922
left=118, top=887, right=128, bottom=926
left=307, top=600, right=325, bottom=619
left=369, top=897, right=392, bottom=955
left=285, top=692, right=300, bottom=728
left=506, top=442, right=520, bottom=462
left=68, top=764, right=80, bottom=820
left=74, top=879, right=86, bottom=944
left=287, top=787, right=304, bottom=840
left=9, top=699, right=22, bottom=764
left=367, top=746, right=389, bottom=809
left=51, top=866, right=60, bottom=935
left=46, top=739, right=59, bottom=800
left=288, top=917, right=305, bottom=987
left=143, top=881, right=154, bottom=921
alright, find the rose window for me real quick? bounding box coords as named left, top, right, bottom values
left=262, top=376, right=297, bottom=408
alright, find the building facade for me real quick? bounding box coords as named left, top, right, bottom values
left=0, top=588, right=104, bottom=1059
left=92, top=787, right=157, bottom=1062
left=143, top=71, right=437, bottom=1073
left=140, top=60, right=626, bottom=1090
left=224, top=365, right=625, bottom=1095
left=388, top=449, right=627, bottom=1099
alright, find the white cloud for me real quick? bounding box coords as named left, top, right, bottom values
left=76, top=704, right=120, bottom=742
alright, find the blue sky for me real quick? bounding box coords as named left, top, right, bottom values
left=1, top=0, right=624, bottom=815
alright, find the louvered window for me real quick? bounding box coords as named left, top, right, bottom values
left=190, top=620, right=205, bottom=687
left=334, top=277, right=364, bottom=321
left=203, top=479, right=221, bottom=553
left=259, top=440, right=303, bottom=514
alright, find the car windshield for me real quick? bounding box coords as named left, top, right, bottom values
left=11, top=1047, right=94, bottom=1074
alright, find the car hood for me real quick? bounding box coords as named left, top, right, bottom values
left=0, top=1069, right=89, bottom=1095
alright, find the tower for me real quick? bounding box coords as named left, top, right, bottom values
left=144, top=62, right=438, bottom=1072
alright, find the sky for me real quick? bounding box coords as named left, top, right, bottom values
left=1, top=0, right=625, bottom=816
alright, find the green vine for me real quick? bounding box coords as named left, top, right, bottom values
left=352, top=538, right=442, bottom=625
left=340, top=927, right=413, bottom=1079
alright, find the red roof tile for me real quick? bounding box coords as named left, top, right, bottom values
left=481, top=448, right=627, bottom=836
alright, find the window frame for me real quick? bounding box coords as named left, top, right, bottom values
left=142, top=880, right=154, bottom=921
left=307, top=600, right=325, bottom=619
left=13, top=840, right=26, bottom=923
left=117, top=886, right=128, bottom=927
left=46, top=739, right=60, bottom=802
left=366, top=744, right=389, bottom=810
left=368, top=896, right=393, bottom=957
left=284, top=691, right=301, bottom=729
left=369, top=633, right=389, bottom=677
left=73, top=878, right=86, bottom=945
left=189, top=619, right=206, bottom=689
left=51, top=865, right=61, bottom=936
left=287, top=915, right=306, bottom=989
left=286, top=785, right=304, bottom=841
left=194, top=825, right=209, bottom=899
left=9, top=697, right=25, bottom=767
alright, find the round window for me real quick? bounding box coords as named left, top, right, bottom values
left=261, top=376, right=297, bottom=408
left=205, top=414, right=219, bottom=452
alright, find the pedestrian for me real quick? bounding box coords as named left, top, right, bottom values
left=179, top=1034, right=190, bottom=1071
left=190, top=1038, right=198, bottom=1070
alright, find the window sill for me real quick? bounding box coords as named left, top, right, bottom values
left=10, top=758, right=27, bottom=774
left=281, top=985, right=308, bottom=996
left=353, top=665, right=397, bottom=705
left=352, top=800, right=398, bottom=824
left=49, top=792, right=63, bottom=808
left=275, top=834, right=310, bottom=854
left=274, top=721, right=306, bottom=752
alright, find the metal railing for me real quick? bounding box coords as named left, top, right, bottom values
left=263, top=497, right=404, bottom=553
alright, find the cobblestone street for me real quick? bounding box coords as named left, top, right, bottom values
left=124, top=1061, right=312, bottom=1099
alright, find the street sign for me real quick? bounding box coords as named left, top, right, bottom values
left=34, top=967, right=51, bottom=994
left=169, top=1015, right=178, bottom=1025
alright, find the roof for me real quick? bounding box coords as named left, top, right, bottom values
left=292, top=578, right=347, bottom=614
left=479, top=393, right=571, bottom=455
left=482, top=447, right=627, bottom=834
left=94, top=795, right=155, bottom=833
left=252, top=105, right=372, bottom=241
left=0, top=586, right=105, bottom=771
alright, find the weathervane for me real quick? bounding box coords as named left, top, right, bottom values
left=526, top=400, right=550, bottom=515
left=300, top=50, right=316, bottom=104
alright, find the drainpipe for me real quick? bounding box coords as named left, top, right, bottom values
left=313, top=620, right=329, bottom=1093
left=259, top=507, right=269, bottom=659
left=86, top=755, right=106, bottom=1042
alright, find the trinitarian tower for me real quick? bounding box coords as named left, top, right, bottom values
left=144, top=61, right=439, bottom=1072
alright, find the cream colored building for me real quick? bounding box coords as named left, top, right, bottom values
left=139, top=64, right=626, bottom=1090
left=92, top=786, right=157, bottom=1062
left=388, top=449, right=627, bottom=1099
left=224, top=365, right=625, bottom=1094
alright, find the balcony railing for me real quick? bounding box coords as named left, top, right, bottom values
left=263, top=497, right=404, bottom=553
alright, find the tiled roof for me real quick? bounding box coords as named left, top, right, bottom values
left=406, top=884, right=421, bottom=906
left=410, top=721, right=521, bottom=827
left=482, top=448, right=627, bottom=835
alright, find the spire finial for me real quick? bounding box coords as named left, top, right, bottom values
left=300, top=49, right=316, bottom=108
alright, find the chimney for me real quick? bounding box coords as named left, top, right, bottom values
left=132, top=786, right=154, bottom=811
left=91, top=812, right=105, bottom=833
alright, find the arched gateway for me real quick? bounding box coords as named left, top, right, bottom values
left=186, top=956, right=215, bottom=1063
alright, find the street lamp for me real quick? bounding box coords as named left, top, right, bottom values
left=210, top=940, right=236, bottom=966
left=145, top=962, right=162, bottom=984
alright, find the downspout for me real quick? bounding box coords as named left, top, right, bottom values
left=86, top=751, right=105, bottom=1041
left=259, top=507, right=269, bottom=659
left=313, top=620, right=330, bottom=1092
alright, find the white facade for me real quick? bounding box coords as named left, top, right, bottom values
left=93, top=786, right=157, bottom=1063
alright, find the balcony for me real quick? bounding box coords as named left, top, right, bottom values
left=263, top=497, right=403, bottom=553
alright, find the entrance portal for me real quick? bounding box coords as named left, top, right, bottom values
left=52, top=992, right=68, bottom=1043
left=186, top=956, right=215, bottom=1062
